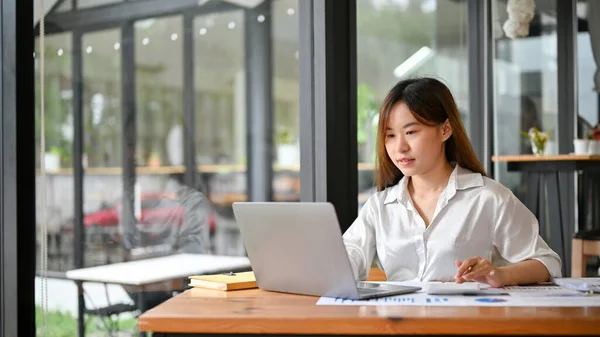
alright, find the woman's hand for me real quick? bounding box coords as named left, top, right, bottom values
left=455, top=257, right=506, bottom=288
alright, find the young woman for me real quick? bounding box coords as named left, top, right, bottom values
left=343, top=77, right=561, bottom=287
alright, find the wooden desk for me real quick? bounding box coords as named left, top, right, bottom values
left=492, top=154, right=600, bottom=276
left=137, top=267, right=600, bottom=336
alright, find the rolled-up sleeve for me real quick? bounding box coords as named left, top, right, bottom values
left=493, top=191, right=562, bottom=278
left=342, top=197, right=377, bottom=281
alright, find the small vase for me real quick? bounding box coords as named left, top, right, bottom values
left=530, top=139, right=546, bottom=156
left=588, top=140, right=600, bottom=154
left=574, top=139, right=589, bottom=155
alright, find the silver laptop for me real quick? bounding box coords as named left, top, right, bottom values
left=232, top=202, right=421, bottom=300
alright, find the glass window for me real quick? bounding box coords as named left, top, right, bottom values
left=35, top=1, right=300, bottom=332
left=195, top=0, right=300, bottom=256
left=82, top=28, right=122, bottom=267
left=136, top=16, right=183, bottom=170
left=35, top=33, right=73, bottom=272
left=492, top=0, right=558, bottom=200
left=577, top=0, right=598, bottom=136
left=273, top=0, right=300, bottom=203
left=194, top=11, right=243, bottom=167
left=194, top=10, right=245, bottom=256
left=356, top=0, right=469, bottom=208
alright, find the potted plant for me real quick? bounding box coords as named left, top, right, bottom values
left=148, top=151, right=162, bottom=167
left=275, top=126, right=298, bottom=168
left=587, top=124, right=600, bottom=154
left=521, top=127, right=549, bottom=156
left=45, top=146, right=62, bottom=171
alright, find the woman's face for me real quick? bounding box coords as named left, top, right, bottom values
left=384, top=101, right=451, bottom=177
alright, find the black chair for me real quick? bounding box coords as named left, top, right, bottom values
left=82, top=186, right=213, bottom=335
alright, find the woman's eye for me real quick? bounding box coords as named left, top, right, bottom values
left=406, top=130, right=417, bottom=135
left=386, top=134, right=394, bottom=138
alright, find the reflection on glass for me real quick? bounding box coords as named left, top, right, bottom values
left=34, top=1, right=301, bottom=333
left=131, top=15, right=214, bottom=260
left=578, top=31, right=598, bottom=134
left=492, top=0, right=558, bottom=200
left=194, top=1, right=300, bottom=256
left=136, top=16, right=183, bottom=169
left=578, top=0, right=598, bottom=136
left=273, top=0, right=300, bottom=201
left=82, top=29, right=123, bottom=268
left=35, top=33, right=74, bottom=272
left=356, top=0, right=469, bottom=208
left=194, top=10, right=245, bottom=256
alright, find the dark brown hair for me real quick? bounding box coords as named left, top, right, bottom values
left=375, top=77, right=487, bottom=191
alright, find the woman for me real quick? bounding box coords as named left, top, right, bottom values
left=343, top=77, right=561, bottom=287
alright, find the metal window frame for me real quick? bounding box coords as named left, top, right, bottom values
left=556, top=0, right=577, bottom=276
left=245, top=0, right=274, bottom=202
left=299, top=0, right=358, bottom=233
left=183, top=12, right=197, bottom=189
left=467, top=0, right=494, bottom=176
left=34, top=0, right=240, bottom=35
left=0, top=0, right=36, bottom=336
left=71, top=28, right=86, bottom=337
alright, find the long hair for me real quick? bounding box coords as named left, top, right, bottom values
left=375, top=77, right=487, bottom=191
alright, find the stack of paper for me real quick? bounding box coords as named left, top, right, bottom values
left=553, top=278, right=600, bottom=292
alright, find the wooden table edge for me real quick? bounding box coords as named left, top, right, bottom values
left=492, top=154, right=600, bottom=162
left=138, top=315, right=600, bottom=335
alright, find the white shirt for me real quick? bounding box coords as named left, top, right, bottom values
left=343, top=165, right=562, bottom=282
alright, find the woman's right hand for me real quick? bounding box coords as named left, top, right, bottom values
left=455, top=257, right=506, bottom=288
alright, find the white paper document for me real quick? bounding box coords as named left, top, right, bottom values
left=553, top=278, right=600, bottom=292
left=316, top=281, right=600, bottom=307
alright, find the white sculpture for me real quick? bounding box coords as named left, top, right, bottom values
left=503, top=0, right=536, bottom=39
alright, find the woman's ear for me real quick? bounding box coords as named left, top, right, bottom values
left=442, top=119, right=453, bottom=141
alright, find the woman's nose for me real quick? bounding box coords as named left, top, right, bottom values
left=395, top=136, right=408, bottom=153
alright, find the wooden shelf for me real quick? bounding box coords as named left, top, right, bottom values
left=492, top=154, right=600, bottom=162
left=38, top=162, right=377, bottom=175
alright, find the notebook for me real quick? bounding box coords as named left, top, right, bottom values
left=188, top=271, right=257, bottom=291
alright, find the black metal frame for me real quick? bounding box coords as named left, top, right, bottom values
left=556, top=0, right=578, bottom=276
left=245, top=0, right=274, bottom=202
left=71, top=28, right=86, bottom=337
left=299, top=0, right=358, bottom=233
left=120, top=21, right=137, bottom=252
left=34, top=0, right=240, bottom=35
left=183, top=12, right=197, bottom=189
left=298, top=0, right=316, bottom=203
left=0, top=0, right=36, bottom=336
left=467, top=0, right=493, bottom=176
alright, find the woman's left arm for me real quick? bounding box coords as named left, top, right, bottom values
left=457, top=190, right=562, bottom=287
left=496, top=259, right=551, bottom=286
left=491, top=190, right=562, bottom=284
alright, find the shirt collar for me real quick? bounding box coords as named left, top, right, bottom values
left=382, top=164, right=484, bottom=206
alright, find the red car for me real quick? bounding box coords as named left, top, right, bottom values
left=65, top=192, right=216, bottom=242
